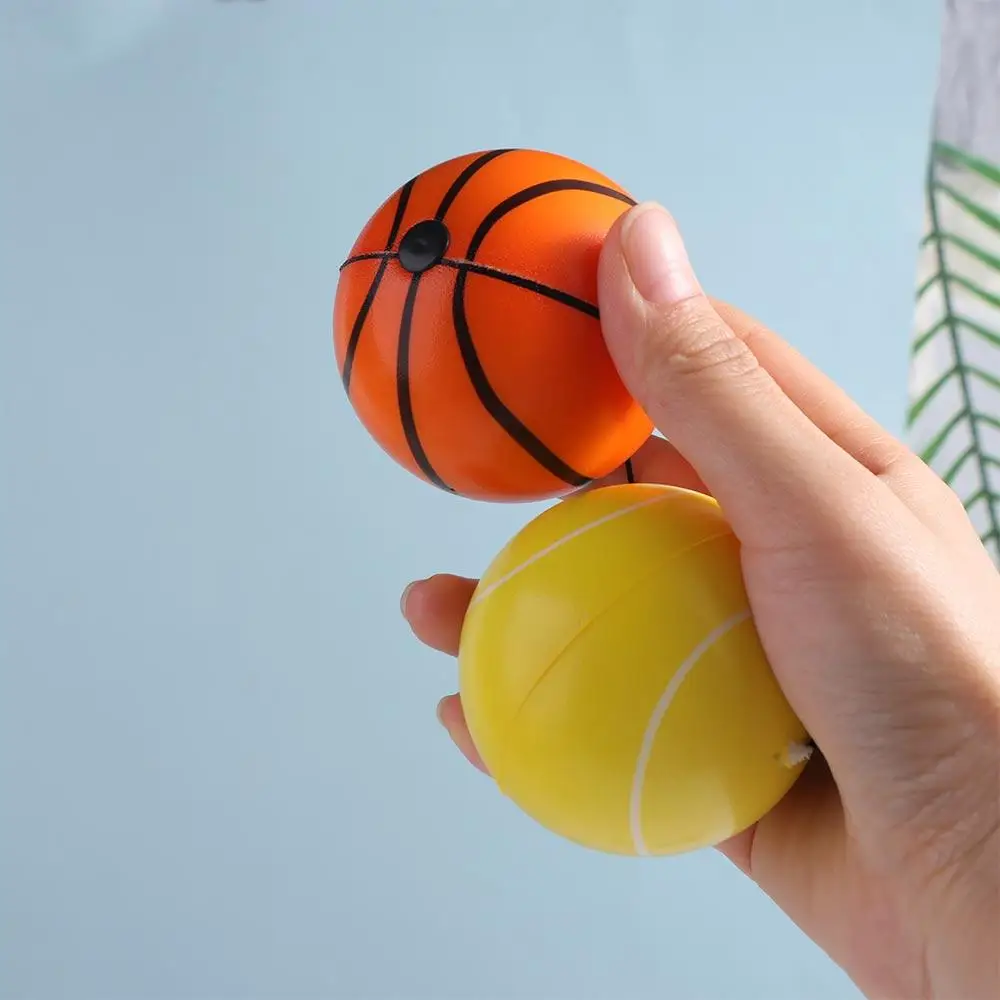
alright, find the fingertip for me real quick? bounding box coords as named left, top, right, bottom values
left=402, top=574, right=478, bottom=656
left=404, top=573, right=476, bottom=614
left=400, top=579, right=421, bottom=618
left=434, top=694, right=450, bottom=726
left=436, top=692, right=463, bottom=730
left=437, top=694, right=490, bottom=775
left=400, top=577, right=430, bottom=623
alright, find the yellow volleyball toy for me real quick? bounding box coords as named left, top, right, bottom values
left=458, top=482, right=810, bottom=856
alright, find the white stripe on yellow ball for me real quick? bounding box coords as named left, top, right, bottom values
left=457, top=484, right=808, bottom=857
left=468, top=491, right=675, bottom=608
left=629, top=606, right=751, bottom=856
left=458, top=484, right=722, bottom=792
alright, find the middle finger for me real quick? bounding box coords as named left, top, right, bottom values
left=402, top=573, right=477, bottom=656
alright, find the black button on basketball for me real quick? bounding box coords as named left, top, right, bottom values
left=398, top=219, right=450, bottom=274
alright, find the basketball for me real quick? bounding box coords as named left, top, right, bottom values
left=457, top=483, right=810, bottom=856
left=333, top=149, right=653, bottom=502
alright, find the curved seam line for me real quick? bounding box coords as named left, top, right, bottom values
left=504, top=528, right=734, bottom=730
left=488, top=527, right=734, bottom=797
left=471, top=493, right=688, bottom=607
left=629, top=608, right=752, bottom=856
left=450, top=180, right=635, bottom=486
left=451, top=266, right=592, bottom=487
left=341, top=180, right=414, bottom=393
left=438, top=258, right=598, bottom=317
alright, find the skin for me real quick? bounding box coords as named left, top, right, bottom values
left=400, top=203, right=1000, bottom=999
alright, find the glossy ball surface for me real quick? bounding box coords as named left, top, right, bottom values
left=333, top=149, right=653, bottom=502
left=458, top=483, right=809, bottom=855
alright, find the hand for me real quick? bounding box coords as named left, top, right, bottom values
left=401, top=203, right=1000, bottom=999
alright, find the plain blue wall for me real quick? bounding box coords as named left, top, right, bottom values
left=1, top=1, right=940, bottom=997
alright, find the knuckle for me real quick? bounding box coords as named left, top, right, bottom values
left=852, top=429, right=911, bottom=477
left=643, top=300, right=761, bottom=385
left=890, top=452, right=970, bottom=519
left=924, top=467, right=974, bottom=521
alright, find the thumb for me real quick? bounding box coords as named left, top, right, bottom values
left=597, top=202, right=871, bottom=549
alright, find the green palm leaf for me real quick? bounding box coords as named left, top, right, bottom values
left=909, top=141, right=1000, bottom=564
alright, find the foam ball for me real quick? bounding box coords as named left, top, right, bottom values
left=458, top=483, right=810, bottom=855
left=333, top=148, right=652, bottom=502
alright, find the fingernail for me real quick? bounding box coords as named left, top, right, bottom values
left=621, top=202, right=701, bottom=305
left=400, top=581, right=417, bottom=617
left=435, top=698, right=447, bottom=726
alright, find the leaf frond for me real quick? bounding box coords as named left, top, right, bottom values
left=962, top=487, right=1000, bottom=512
left=911, top=317, right=950, bottom=356
left=957, top=316, right=1000, bottom=350
left=933, top=181, right=1000, bottom=237
left=917, top=406, right=968, bottom=461
left=908, top=364, right=959, bottom=423
left=942, top=272, right=1000, bottom=311
left=934, top=142, right=1000, bottom=189
left=911, top=143, right=1000, bottom=561
left=937, top=232, right=1000, bottom=275
left=941, top=444, right=977, bottom=485
left=968, top=365, right=1000, bottom=393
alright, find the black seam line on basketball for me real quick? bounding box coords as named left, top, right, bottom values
left=451, top=264, right=592, bottom=488
left=624, top=458, right=636, bottom=483
left=341, top=179, right=415, bottom=394
left=438, top=258, right=599, bottom=319
left=434, top=149, right=515, bottom=221
left=443, top=178, right=634, bottom=487
left=339, top=251, right=397, bottom=271
left=466, top=180, right=637, bottom=260
left=397, top=273, right=453, bottom=493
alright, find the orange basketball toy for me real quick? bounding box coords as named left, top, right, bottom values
left=333, top=149, right=653, bottom=502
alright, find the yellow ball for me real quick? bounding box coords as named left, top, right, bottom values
left=458, top=483, right=809, bottom=856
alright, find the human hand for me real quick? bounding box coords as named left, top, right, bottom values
left=401, top=203, right=1000, bottom=999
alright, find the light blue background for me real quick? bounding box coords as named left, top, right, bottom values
left=1, top=1, right=940, bottom=997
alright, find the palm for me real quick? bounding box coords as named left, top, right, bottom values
left=747, top=774, right=926, bottom=999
